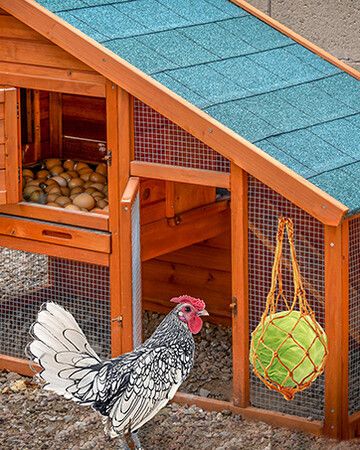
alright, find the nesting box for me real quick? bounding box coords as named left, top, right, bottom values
left=0, top=0, right=359, bottom=440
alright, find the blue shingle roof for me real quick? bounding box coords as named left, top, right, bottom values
left=36, top=0, right=360, bottom=215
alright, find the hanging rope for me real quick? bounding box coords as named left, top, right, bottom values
left=250, top=217, right=328, bottom=401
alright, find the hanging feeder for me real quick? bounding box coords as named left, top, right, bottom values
left=250, top=217, right=328, bottom=401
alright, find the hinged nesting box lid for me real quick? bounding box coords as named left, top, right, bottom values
left=0, top=86, right=21, bottom=205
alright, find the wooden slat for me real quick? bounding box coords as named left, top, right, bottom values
left=0, top=215, right=110, bottom=252
left=173, top=392, right=323, bottom=435
left=0, top=0, right=348, bottom=225
left=0, top=202, right=109, bottom=230
left=141, top=201, right=230, bottom=261
left=0, top=143, right=5, bottom=167
left=0, top=38, right=91, bottom=70
left=131, top=161, right=230, bottom=188
left=231, top=164, right=249, bottom=407
left=0, top=118, right=4, bottom=143
left=0, top=234, right=109, bottom=265
left=231, top=0, right=360, bottom=80
left=0, top=62, right=106, bottom=97
left=324, top=221, right=349, bottom=438
left=0, top=354, right=39, bottom=377
left=349, top=411, right=360, bottom=438
left=0, top=15, right=48, bottom=41
left=49, top=92, right=62, bottom=156
left=140, top=199, right=165, bottom=225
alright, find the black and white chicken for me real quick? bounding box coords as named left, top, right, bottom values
left=28, top=295, right=208, bottom=449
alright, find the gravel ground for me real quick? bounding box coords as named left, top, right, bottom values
left=1, top=371, right=360, bottom=450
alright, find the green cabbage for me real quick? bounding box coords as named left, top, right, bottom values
left=250, top=310, right=327, bottom=388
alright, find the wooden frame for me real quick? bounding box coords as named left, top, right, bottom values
left=120, top=177, right=140, bottom=352
left=324, top=220, right=349, bottom=438
left=0, top=0, right=349, bottom=226
left=231, top=164, right=249, bottom=407
left=131, top=161, right=230, bottom=188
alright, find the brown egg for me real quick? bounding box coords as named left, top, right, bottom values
left=80, top=172, right=92, bottom=182
left=59, top=172, right=72, bottom=183
left=89, top=172, right=106, bottom=184
left=74, top=161, right=89, bottom=171
left=68, top=178, right=84, bottom=189
left=36, top=169, right=50, bottom=179
left=23, top=169, right=34, bottom=178
left=70, top=187, right=84, bottom=195
left=96, top=199, right=108, bottom=209
left=95, top=163, right=107, bottom=176
left=103, top=185, right=108, bottom=195
left=51, top=176, right=67, bottom=187
left=47, top=202, right=61, bottom=208
left=83, top=181, right=93, bottom=189
left=60, top=187, right=70, bottom=196
left=29, top=190, right=46, bottom=204
left=78, top=167, right=93, bottom=175
left=63, top=160, right=75, bottom=171
left=26, top=179, right=43, bottom=187
left=45, top=159, right=61, bottom=170
left=73, top=193, right=95, bottom=210
left=84, top=187, right=97, bottom=195
left=66, top=170, right=79, bottom=178
left=92, top=191, right=105, bottom=200
left=23, top=185, right=41, bottom=200
left=44, top=179, right=59, bottom=187
left=70, top=194, right=78, bottom=201
left=46, top=185, right=61, bottom=195
left=50, top=165, right=64, bottom=176
left=64, top=204, right=81, bottom=211
left=55, top=196, right=71, bottom=207
left=47, top=193, right=61, bottom=202
left=90, top=183, right=105, bottom=192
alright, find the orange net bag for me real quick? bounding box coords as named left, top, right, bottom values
left=250, top=217, right=328, bottom=400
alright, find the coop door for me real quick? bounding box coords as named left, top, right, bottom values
left=0, top=87, right=21, bottom=205
left=121, top=177, right=142, bottom=349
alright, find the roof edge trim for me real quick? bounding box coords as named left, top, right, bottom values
left=0, top=0, right=349, bottom=226
left=232, top=0, right=360, bottom=80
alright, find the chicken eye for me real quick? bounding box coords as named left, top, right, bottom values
left=184, top=306, right=191, bottom=312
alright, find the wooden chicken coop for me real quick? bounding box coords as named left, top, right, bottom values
left=0, top=0, right=359, bottom=440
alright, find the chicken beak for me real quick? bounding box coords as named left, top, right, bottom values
left=197, top=309, right=209, bottom=317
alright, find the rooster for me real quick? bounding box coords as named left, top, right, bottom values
left=28, top=295, right=208, bottom=449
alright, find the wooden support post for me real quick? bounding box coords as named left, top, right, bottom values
left=107, top=81, right=132, bottom=357
left=49, top=92, right=62, bottom=157
left=324, top=220, right=349, bottom=438
left=231, top=163, right=249, bottom=407
left=33, top=89, right=41, bottom=161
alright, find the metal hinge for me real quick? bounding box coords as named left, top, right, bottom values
left=230, top=296, right=237, bottom=316
left=111, top=315, right=123, bottom=324
left=98, top=142, right=112, bottom=166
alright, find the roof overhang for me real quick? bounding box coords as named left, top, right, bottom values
left=0, top=0, right=351, bottom=226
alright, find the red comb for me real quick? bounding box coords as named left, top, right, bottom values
left=170, top=295, right=206, bottom=311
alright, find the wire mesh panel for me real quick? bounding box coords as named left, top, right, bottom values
left=248, top=176, right=325, bottom=420
left=133, top=98, right=230, bottom=172
left=0, top=248, right=110, bottom=360
left=132, top=192, right=142, bottom=348
left=349, top=218, right=360, bottom=416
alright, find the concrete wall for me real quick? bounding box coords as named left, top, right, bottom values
left=246, top=0, right=360, bottom=71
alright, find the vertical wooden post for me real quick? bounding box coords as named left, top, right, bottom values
left=324, top=220, right=349, bottom=438
left=107, top=81, right=132, bottom=358
left=33, top=90, right=41, bottom=160
left=49, top=92, right=62, bottom=157
left=231, top=163, right=250, bottom=407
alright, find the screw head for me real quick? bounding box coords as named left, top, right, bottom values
left=330, top=242, right=335, bottom=247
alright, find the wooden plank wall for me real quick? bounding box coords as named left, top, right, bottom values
left=142, top=232, right=232, bottom=325
left=0, top=14, right=105, bottom=96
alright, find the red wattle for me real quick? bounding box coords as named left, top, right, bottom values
left=188, top=315, right=203, bottom=334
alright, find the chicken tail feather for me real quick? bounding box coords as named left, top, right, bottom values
left=28, top=302, right=104, bottom=404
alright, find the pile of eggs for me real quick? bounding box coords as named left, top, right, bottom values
left=22, top=159, right=108, bottom=213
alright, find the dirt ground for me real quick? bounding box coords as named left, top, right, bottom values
left=1, top=370, right=360, bottom=450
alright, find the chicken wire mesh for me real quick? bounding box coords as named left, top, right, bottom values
left=132, top=192, right=143, bottom=349
left=248, top=176, right=325, bottom=420
left=0, top=248, right=111, bottom=360
left=349, top=217, right=360, bottom=416
left=133, top=98, right=230, bottom=172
